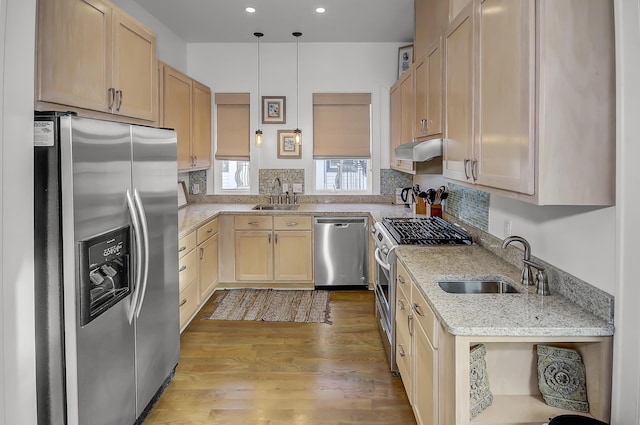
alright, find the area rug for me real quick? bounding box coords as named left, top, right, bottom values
left=205, top=289, right=332, bottom=324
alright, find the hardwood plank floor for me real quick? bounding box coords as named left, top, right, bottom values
left=144, top=290, right=416, bottom=425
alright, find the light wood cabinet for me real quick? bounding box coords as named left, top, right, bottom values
left=443, top=0, right=615, bottom=205
left=414, top=38, right=443, bottom=140
left=178, top=217, right=219, bottom=332
left=234, top=215, right=313, bottom=284
left=414, top=0, right=449, bottom=55
left=160, top=62, right=212, bottom=172
left=36, top=0, right=157, bottom=122
left=390, top=70, right=419, bottom=174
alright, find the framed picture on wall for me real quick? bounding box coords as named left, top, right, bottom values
left=398, top=44, right=413, bottom=78
left=277, top=130, right=301, bottom=158
left=262, top=96, right=286, bottom=124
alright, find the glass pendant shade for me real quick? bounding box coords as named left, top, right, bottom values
left=294, top=128, right=302, bottom=145
left=255, top=129, right=263, bottom=146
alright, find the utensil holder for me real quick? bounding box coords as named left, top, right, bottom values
left=427, top=204, right=442, bottom=218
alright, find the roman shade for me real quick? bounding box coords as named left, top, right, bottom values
left=215, top=93, right=250, bottom=160
left=313, top=93, right=371, bottom=159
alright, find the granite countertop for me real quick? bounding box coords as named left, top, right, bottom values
left=396, top=245, right=614, bottom=338
left=178, top=202, right=415, bottom=238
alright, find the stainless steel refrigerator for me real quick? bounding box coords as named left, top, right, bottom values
left=34, top=112, right=180, bottom=425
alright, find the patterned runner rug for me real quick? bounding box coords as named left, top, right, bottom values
left=205, top=289, right=332, bottom=323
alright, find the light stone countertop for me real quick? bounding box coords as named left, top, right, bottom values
left=396, top=245, right=614, bottom=337
left=178, top=202, right=415, bottom=238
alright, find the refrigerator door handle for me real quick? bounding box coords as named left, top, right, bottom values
left=133, top=188, right=150, bottom=318
left=126, top=189, right=143, bottom=323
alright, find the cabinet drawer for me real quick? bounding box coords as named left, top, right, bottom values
left=397, top=260, right=412, bottom=301
left=178, top=249, right=197, bottom=293
left=395, top=285, right=413, bottom=396
left=179, top=281, right=198, bottom=330
left=178, top=231, right=196, bottom=258
left=234, top=215, right=273, bottom=230
left=411, top=284, right=438, bottom=349
left=273, top=215, right=312, bottom=230
left=197, top=218, right=218, bottom=244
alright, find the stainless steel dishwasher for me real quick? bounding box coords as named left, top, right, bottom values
left=314, top=216, right=368, bottom=288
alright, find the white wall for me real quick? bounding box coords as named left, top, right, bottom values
left=488, top=199, right=615, bottom=294
left=187, top=42, right=402, bottom=194
left=1, top=0, right=37, bottom=424
left=110, top=0, right=188, bottom=72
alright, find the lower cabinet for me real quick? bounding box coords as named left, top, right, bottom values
left=178, top=217, right=219, bottom=332
left=395, top=259, right=614, bottom=425
left=234, top=215, right=313, bottom=285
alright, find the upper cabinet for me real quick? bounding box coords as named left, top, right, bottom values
left=442, top=0, right=615, bottom=205
left=414, top=38, right=443, bottom=140
left=159, top=62, right=212, bottom=172
left=36, top=0, right=158, bottom=123
left=414, top=0, right=449, bottom=55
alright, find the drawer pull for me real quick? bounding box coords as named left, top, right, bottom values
left=398, top=275, right=406, bottom=284
left=398, top=344, right=406, bottom=357
left=179, top=265, right=187, bottom=272
left=179, top=299, right=187, bottom=307
left=413, top=303, right=425, bottom=317
left=207, top=228, right=213, bottom=233
left=248, top=221, right=260, bottom=225
left=178, top=246, right=187, bottom=252
left=286, top=222, right=298, bottom=226
left=398, top=300, right=405, bottom=310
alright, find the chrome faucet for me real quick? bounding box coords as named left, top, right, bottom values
left=501, top=236, right=550, bottom=296
left=272, top=177, right=282, bottom=203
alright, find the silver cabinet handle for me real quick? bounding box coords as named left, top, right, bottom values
left=268, top=234, right=271, bottom=244
left=274, top=234, right=278, bottom=244
left=199, top=247, right=204, bottom=260
left=420, top=119, right=427, bottom=134
left=398, top=299, right=405, bottom=310
left=108, top=87, right=115, bottom=111
left=207, top=228, right=213, bottom=233
left=178, top=246, right=187, bottom=252
left=194, top=155, right=198, bottom=166
left=464, top=158, right=470, bottom=180
left=179, top=265, right=187, bottom=272
left=286, top=222, right=298, bottom=227
left=248, top=221, right=260, bottom=225
left=179, top=299, right=187, bottom=307
left=398, top=344, right=406, bottom=357
left=115, top=90, right=123, bottom=112
left=413, top=303, right=425, bottom=317
left=398, top=275, right=406, bottom=285
left=471, top=158, right=478, bottom=181
left=408, top=314, right=413, bottom=336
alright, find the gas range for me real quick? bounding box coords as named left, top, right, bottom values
left=382, top=216, right=473, bottom=246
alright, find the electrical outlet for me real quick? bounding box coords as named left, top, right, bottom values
left=192, top=183, right=200, bottom=195
left=282, top=183, right=289, bottom=192
left=503, top=218, right=512, bottom=237
left=293, top=183, right=303, bottom=193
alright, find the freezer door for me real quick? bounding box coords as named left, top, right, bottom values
left=60, top=116, right=137, bottom=425
left=131, top=125, right=180, bottom=416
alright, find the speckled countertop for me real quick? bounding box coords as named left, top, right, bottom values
left=178, top=202, right=414, bottom=238
left=396, top=245, right=614, bottom=337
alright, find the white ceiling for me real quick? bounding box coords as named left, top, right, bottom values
left=132, top=0, right=415, bottom=43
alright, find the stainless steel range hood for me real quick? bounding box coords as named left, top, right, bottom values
left=394, top=139, right=443, bottom=162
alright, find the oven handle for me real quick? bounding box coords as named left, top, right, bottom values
left=374, top=247, right=391, bottom=271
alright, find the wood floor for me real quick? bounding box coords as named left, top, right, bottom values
left=144, top=290, right=417, bottom=425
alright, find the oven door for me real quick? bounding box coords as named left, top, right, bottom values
left=374, top=247, right=397, bottom=371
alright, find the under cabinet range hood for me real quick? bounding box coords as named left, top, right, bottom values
left=394, top=139, right=443, bottom=162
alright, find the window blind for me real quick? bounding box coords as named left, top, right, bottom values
left=313, top=93, right=371, bottom=159
left=215, top=93, right=250, bottom=161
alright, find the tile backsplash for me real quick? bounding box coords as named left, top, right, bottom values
left=445, top=183, right=490, bottom=231
left=258, top=169, right=305, bottom=194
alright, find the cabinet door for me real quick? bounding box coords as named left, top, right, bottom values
left=475, top=0, right=535, bottom=194
left=273, top=231, right=313, bottom=281
left=443, top=4, right=474, bottom=182
left=198, top=233, right=218, bottom=301
left=414, top=321, right=438, bottom=425
left=112, top=9, right=157, bottom=121
left=162, top=64, right=193, bottom=171
left=37, top=0, right=112, bottom=113
left=390, top=83, right=402, bottom=169
left=235, top=231, right=273, bottom=281
left=426, top=39, right=443, bottom=136
left=396, top=70, right=417, bottom=174
left=192, top=81, right=212, bottom=170
left=414, top=56, right=429, bottom=139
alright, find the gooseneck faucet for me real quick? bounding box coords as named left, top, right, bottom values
left=272, top=177, right=282, bottom=203
left=501, top=235, right=550, bottom=296
left=501, top=236, right=534, bottom=286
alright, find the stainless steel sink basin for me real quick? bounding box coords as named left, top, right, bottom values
left=252, top=204, right=300, bottom=211
left=438, top=280, right=518, bottom=294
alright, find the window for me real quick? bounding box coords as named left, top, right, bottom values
left=313, top=93, right=371, bottom=192
left=221, top=160, right=250, bottom=190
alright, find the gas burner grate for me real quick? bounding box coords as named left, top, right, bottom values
left=382, top=216, right=473, bottom=245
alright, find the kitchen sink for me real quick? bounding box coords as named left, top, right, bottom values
left=252, top=204, right=300, bottom=211
left=438, top=280, right=518, bottom=294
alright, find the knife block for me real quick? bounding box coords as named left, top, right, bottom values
left=415, top=199, right=426, bottom=215
left=427, top=204, right=442, bottom=218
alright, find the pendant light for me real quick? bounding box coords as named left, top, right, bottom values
left=254, top=32, right=264, bottom=146
left=292, top=32, right=302, bottom=145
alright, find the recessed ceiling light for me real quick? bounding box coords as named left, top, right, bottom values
left=315, top=7, right=326, bottom=13
left=245, top=7, right=256, bottom=13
